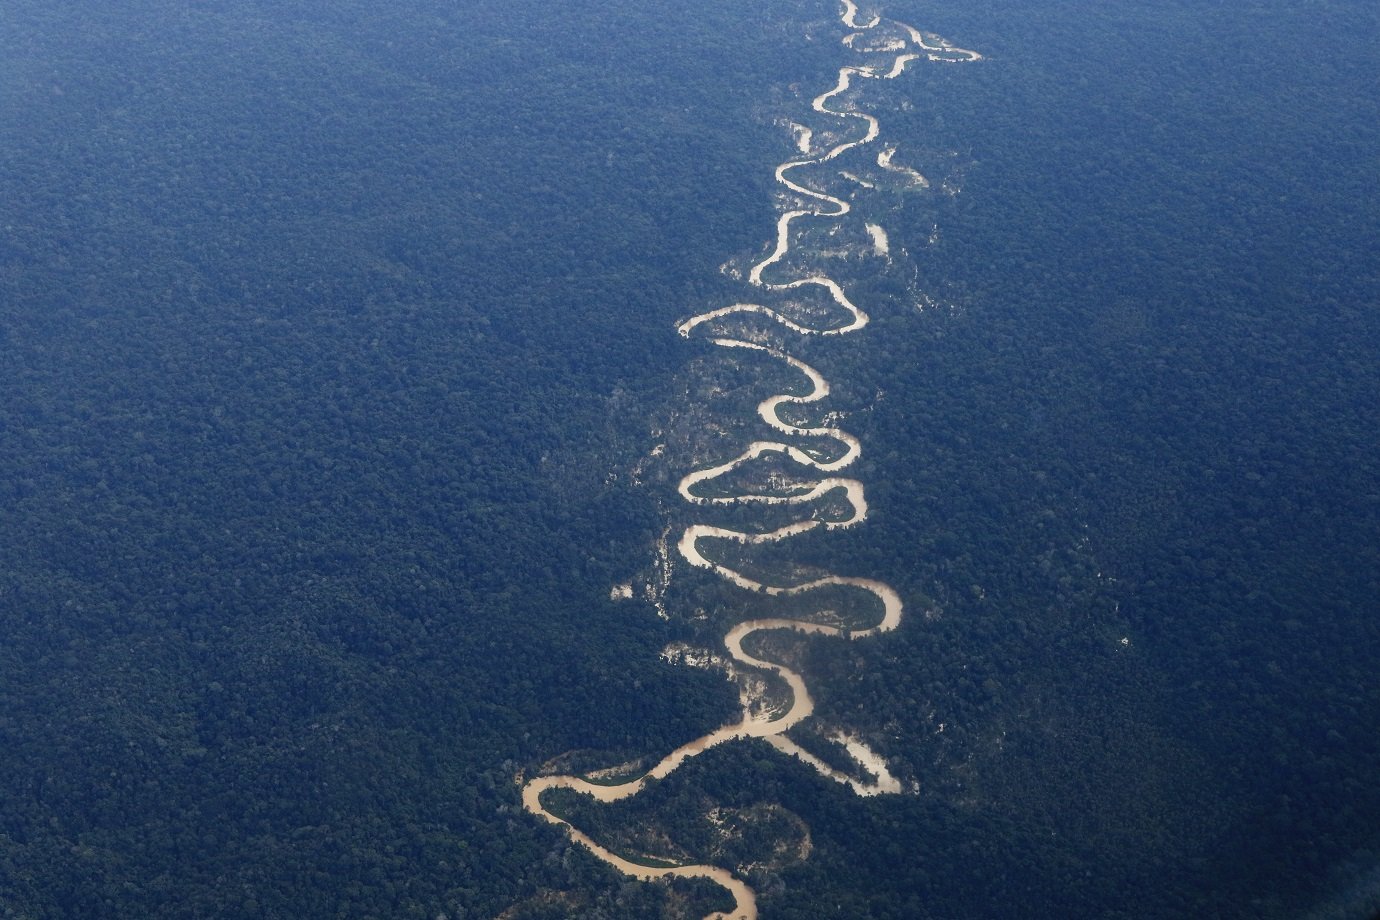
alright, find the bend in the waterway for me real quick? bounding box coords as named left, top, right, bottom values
left=520, top=6, right=978, bottom=917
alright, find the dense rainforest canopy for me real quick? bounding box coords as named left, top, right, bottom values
left=1, top=0, right=1377, bottom=917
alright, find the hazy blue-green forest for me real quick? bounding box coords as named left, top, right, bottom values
left=2, top=0, right=1377, bottom=918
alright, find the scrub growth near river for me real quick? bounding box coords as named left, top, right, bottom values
left=521, top=4, right=979, bottom=915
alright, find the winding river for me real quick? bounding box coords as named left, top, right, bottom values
left=521, top=4, right=978, bottom=917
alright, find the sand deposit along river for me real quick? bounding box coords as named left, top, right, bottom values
left=522, top=4, right=978, bottom=917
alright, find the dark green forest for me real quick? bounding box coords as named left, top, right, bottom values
left=1, top=0, right=1377, bottom=918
